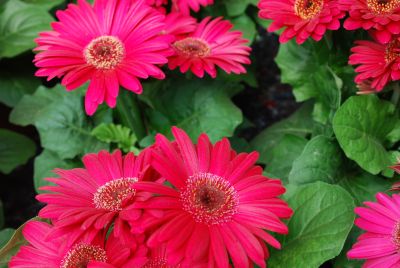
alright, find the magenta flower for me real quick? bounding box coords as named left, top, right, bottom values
left=172, top=0, right=214, bottom=15
left=340, top=0, right=400, bottom=44
left=258, top=0, right=345, bottom=44
left=9, top=221, right=148, bottom=268
left=349, top=39, right=400, bottom=90
left=37, top=150, right=160, bottom=245
left=168, top=17, right=251, bottom=78
left=133, top=127, right=293, bottom=267
left=34, top=0, right=172, bottom=115
left=348, top=193, right=400, bottom=266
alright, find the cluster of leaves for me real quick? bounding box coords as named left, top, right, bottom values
left=0, top=1, right=399, bottom=268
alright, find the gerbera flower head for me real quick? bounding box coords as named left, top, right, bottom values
left=172, top=0, right=214, bottom=15
left=349, top=39, right=400, bottom=91
left=340, top=0, right=400, bottom=44
left=9, top=221, right=148, bottom=268
left=34, top=0, right=173, bottom=115
left=258, top=0, right=345, bottom=44
left=36, top=149, right=160, bottom=245
left=133, top=127, right=293, bottom=267
left=168, top=17, right=251, bottom=78
left=348, top=193, right=400, bottom=266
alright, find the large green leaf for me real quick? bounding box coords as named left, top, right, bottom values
left=288, top=135, right=343, bottom=185
left=33, top=150, right=80, bottom=193
left=275, top=40, right=342, bottom=123
left=265, top=134, right=308, bottom=183
left=0, top=129, right=35, bottom=174
left=251, top=103, right=314, bottom=164
left=0, top=0, right=53, bottom=58
left=333, top=95, right=399, bottom=174
left=231, top=14, right=256, bottom=43
left=268, top=182, right=355, bottom=268
left=10, top=85, right=108, bottom=159
left=140, top=79, right=243, bottom=143
left=0, top=71, right=39, bottom=107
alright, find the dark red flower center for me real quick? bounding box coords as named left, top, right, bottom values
left=93, top=178, right=137, bottom=212
left=173, top=37, right=211, bottom=58
left=385, top=39, right=400, bottom=63
left=180, top=173, right=239, bottom=225
left=143, top=258, right=171, bottom=268
left=367, top=0, right=400, bottom=14
left=392, top=222, right=400, bottom=249
left=84, top=36, right=125, bottom=70
left=294, top=0, right=324, bottom=19
left=61, top=243, right=107, bottom=268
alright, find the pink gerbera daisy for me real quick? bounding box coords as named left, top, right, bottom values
left=258, top=0, right=345, bottom=44
left=348, top=193, right=400, bottom=267
left=133, top=127, right=293, bottom=267
left=172, top=0, right=214, bottom=15
left=349, top=39, right=400, bottom=90
left=10, top=221, right=148, bottom=268
left=37, top=149, right=160, bottom=245
left=34, top=0, right=172, bottom=115
left=168, top=17, right=251, bottom=78
left=340, top=0, right=400, bottom=44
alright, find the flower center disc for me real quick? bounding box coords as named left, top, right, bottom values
left=294, top=0, right=324, bottom=19
left=61, top=243, right=107, bottom=268
left=143, top=258, right=169, bottom=268
left=93, top=178, right=138, bottom=212
left=84, top=36, right=125, bottom=70
left=181, top=173, right=239, bottom=225
left=367, top=0, right=400, bottom=14
left=385, top=39, right=400, bottom=63
left=173, top=38, right=211, bottom=58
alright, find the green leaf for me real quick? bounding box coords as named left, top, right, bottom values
left=140, top=79, right=243, bottom=143
left=268, top=182, right=355, bottom=268
left=275, top=40, right=342, bottom=123
left=288, top=135, right=343, bottom=185
left=265, top=134, right=308, bottom=183
left=0, top=229, right=14, bottom=249
left=10, top=85, right=108, bottom=159
left=0, top=0, right=53, bottom=58
left=33, top=150, right=80, bottom=192
left=92, top=124, right=139, bottom=153
left=231, top=14, right=256, bottom=43
left=21, top=0, right=64, bottom=10
left=251, top=103, right=314, bottom=164
left=0, top=129, right=35, bottom=174
left=333, top=95, right=399, bottom=174
left=0, top=71, right=39, bottom=107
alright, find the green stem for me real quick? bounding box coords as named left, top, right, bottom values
left=116, top=90, right=146, bottom=140
left=391, top=83, right=400, bottom=107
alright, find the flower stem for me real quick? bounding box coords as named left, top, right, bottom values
left=391, top=83, right=400, bottom=107
left=116, top=90, right=146, bottom=141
